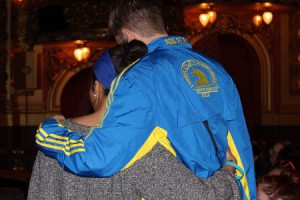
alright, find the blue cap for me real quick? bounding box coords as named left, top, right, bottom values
left=93, top=49, right=117, bottom=90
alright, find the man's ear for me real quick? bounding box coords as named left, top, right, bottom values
left=122, top=28, right=139, bottom=42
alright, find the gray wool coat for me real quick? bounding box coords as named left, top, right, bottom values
left=28, top=119, right=241, bottom=200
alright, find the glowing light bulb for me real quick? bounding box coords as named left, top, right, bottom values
left=263, top=11, right=273, bottom=24
left=74, top=46, right=90, bottom=62
left=207, top=10, right=217, bottom=23
left=199, top=13, right=209, bottom=27
left=253, top=15, right=263, bottom=27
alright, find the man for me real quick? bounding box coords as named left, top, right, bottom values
left=36, top=0, right=256, bottom=199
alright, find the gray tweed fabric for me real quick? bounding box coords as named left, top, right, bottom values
left=28, top=119, right=241, bottom=200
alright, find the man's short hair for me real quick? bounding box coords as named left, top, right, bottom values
left=108, top=0, right=167, bottom=41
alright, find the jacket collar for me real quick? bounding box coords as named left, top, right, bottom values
left=147, top=35, right=192, bottom=53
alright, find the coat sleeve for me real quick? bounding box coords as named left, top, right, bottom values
left=36, top=77, right=154, bottom=177
left=121, top=143, right=242, bottom=200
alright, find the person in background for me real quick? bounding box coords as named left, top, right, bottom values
left=268, top=139, right=291, bottom=167
left=252, top=139, right=272, bottom=179
left=268, top=143, right=300, bottom=184
left=35, top=0, right=256, bottom=199
left=30, top=40, right=242, bottom=200
left=256, top=175, right=300, bottom=200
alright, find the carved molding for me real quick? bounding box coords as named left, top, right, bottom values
left=11, top=0, right=185, bottom=45
left=186, top=32, right=272, bottom=113
left=11, top=0, right=114, bottom=48
left=184, top=13, right=276, bottom=49
left=64, top=1, right=113, bottom=29
left=43, top=41, right=115, bottom=111
left=46, top=45, right=102, bottom=82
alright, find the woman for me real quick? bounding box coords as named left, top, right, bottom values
left=256, top=175, right=300, bottom=200
left=28, top=40, right=241, bottom=199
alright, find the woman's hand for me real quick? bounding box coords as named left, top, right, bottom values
left=224, top=147, right=237, bottom=173
left=51, top=114, right=65, bottom=121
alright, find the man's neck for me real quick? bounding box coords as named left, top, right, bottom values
left=138, top=33, right=168, bottom=45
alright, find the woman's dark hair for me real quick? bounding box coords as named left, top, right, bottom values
left=109, top=39, right=148, bottom=73
left=269, top=144, right=300, bottom=183
left=276, top=144, right=300, bottom=171
left=257, top=175, right=300, bottom=200
left=91, top=39, right=147, bottom=95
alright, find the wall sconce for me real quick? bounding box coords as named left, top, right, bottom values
left=262, top=11, right=273, bottom=24
left=199, top=13, right=209, bottom=27
left=198, top=3, right=217, bottom=28
left=74, top=41, right=90, bottom=62
left=253, top=14, right=263, bottom=27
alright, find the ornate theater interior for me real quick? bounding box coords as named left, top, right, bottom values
left=0, top=0, right=300, bottom=199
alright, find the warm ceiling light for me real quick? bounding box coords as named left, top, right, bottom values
left=74, top=44, right=90, bottom=62
left=253, top=15, right=263, bottom=27
left=199, top=13, right=209, bottom=27
left=263, top=11, right=273, bottom=24
left=207, top=10, right=217, bottom=23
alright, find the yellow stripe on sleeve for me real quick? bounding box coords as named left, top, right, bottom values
left=48, top=133, right=84, bottom=144
left=36, top=140, right=85, bottom=155
left=38, top=127, right=49, bottom=138
left=44, top=138, right=84, bottom=149
left=36, top=133, right=45, bottom=141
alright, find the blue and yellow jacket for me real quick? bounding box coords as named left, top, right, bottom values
left=36, top=36, right=256, bottom=200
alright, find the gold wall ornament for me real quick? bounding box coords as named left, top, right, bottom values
left=206, top=14, right=239, bottom=35
left=45, top=42, right=105, bottom=81
left=47, top=47, right=79, bottom=81
left=184, top=9, right=276, bottom=48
